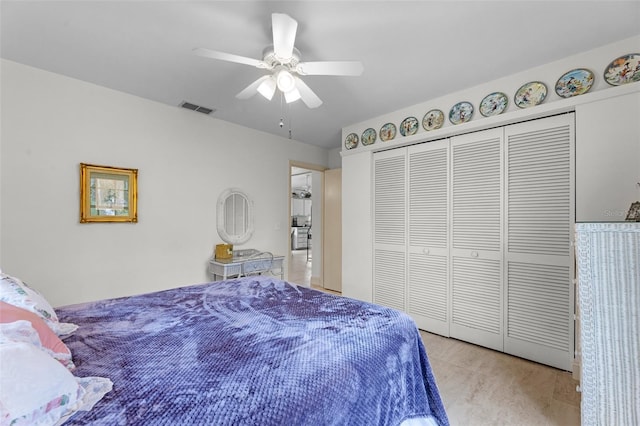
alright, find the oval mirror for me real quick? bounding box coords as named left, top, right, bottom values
left=216, top=188, right=254, bottom=245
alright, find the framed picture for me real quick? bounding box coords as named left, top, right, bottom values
left=80, top=163, right=138, bottom=223
left=626, top=201, right=640, bottom=222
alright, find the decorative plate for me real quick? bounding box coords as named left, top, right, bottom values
left=604, top=53, right=640, bottom=86
left=380, top=123, right=397, bottom=142
left=479, top=92, right=508, bottom=117
left=555, top=68, right=594, bottom=98
left=514, top=81, right=547, bottom=109
left=361, top=128, right=377, bottom=146
left=449, top=101, right=474, bottom=125
left=400, top=116, right=419, bottom=137
left=422, top=109, right=444, bottom=131
left=344, top=133, right=359, bottom=150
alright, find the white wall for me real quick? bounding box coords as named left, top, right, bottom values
left=341, top=35, right=640, bottom=303
left=341, top=152, right=372, bottom=301
left=0, top=59, right=329, bottom=306
left=327, top=147, right=341, bottom=169
left=576, top=92, right=640, bottom=221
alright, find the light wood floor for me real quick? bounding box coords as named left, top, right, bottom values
left=290, top=249, right=581, bottom=424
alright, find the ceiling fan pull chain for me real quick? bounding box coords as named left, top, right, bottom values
left=279, top=92, right=285, bottom=128
left=288, top=103, right=293, bottom=139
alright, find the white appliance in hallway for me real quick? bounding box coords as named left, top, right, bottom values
left=291, top=226, right=310, bottom=250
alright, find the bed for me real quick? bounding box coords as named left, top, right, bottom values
left=9, top=275, right=449, bottom=425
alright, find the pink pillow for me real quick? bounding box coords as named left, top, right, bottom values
left=0, top=301, right=70, bottom=358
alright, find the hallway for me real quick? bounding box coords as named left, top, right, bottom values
left=288, top=249, right=312, bottom=287
left=288, top=249, right=340, bottom=295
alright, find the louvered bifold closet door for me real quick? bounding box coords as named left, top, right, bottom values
left=450, top=128, right=504, bottom=351
left=407, top=140, right=450, bottom=336
left=504, top=114, right=575, bottom=371
left=373, top=149, right=407, bottom=311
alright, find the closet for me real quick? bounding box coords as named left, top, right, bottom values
left=373, top=113, right=575, bottom=370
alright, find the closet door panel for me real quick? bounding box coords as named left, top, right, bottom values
left=450, top=255, right=503, bottom=350
left=374, top=248, right=406, bottom=311
left=374, top=152, right=406, bottom=247
left=408, top=141, right=449, bottom=249
left=450, top=128, right=503, bottom=350
left=506, top=261, right=572, bottom=368
left=507, top=121, right=572, bottom=257
left=373, top=149, right=407, bottom=311
left=504, top=114, right=574, bottom=371
left=408, top=253, right=449, bottom=335
left=451, top=132, right=502, bottom=253
left=407, top=140, right=449, bottom=335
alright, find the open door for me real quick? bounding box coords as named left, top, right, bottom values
left=323, top=168, right=342, bottom=292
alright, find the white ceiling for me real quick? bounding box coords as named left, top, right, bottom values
left=1, top=1, right=638, bottom=150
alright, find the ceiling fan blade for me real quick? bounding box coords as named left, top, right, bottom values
left=272, top=13, right=297, bottom=61
left=296, top=61, right=364, bottom=76
left=294, top=77, right=323, bottom=109
left=193, top=47, right=267, bottom=68
left=236, top=75, right=272, bottom=99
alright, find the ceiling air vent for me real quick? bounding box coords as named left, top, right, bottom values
left=180, top=101, right=215, bottom=115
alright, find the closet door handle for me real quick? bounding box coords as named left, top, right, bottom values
left=422, top=248, right=430, bottom=255
left=471, top=251, right=479, bottom=258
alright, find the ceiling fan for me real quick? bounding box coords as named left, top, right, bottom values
left=194, top=13, right=363, bottom=109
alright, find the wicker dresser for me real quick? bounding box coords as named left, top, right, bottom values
left=575, top=222, right=639, bottom=426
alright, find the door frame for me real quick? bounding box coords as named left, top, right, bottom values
left=289, top=161, right=327, bottom=287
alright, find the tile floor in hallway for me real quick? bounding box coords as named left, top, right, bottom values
left=288, top=249, right=312, bottom=288
left=289, top=248, right=581, bottom=425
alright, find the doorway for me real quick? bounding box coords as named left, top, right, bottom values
left=288, top=162, right=324, bottom=288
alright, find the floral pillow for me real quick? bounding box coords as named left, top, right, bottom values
left=0, top=273, right=77, bottom=336
left=0, top=302, right=74, bottom=370
left=0, top=339, right=84, bottom=426
left=0, top=322, right=113, bottom=425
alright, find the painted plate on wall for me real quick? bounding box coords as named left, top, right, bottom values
left=344, top=133, right=359, bottom=150
left=361, top=128, right=377, bottom=146
left=399, top=116, right=419, bottom=136
left=604, top=53, right=640, bottom=86
left=380, top=123, right=397, bottom=142
left=514, top=81, right=547, bottom=109
left=555, top=68, right=594, bottom=98
left=422, top=109, right=444, bottom=131
left=479, top=92, right=508, bottom=117
left=449, top=101, right=473, bottom=125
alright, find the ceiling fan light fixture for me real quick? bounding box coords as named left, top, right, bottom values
left=284, top=87, right=301, bottom=103
left=276, top=69, right=296, bottom=93
left=257, top=76, right=277, bottom=100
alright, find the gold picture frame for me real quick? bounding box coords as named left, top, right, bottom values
left=626, top=201, right=640, bottom=222
left=80, top=163, right=138, bottom=223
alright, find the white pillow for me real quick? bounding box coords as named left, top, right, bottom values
left=0, top=341, right=84, bottom=425
left=0, top=273, right=77, bottom=336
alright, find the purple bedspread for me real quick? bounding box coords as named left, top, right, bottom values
left=57, top=277, right=448, bottom=425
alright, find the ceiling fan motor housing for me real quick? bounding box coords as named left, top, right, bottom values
left=262, top=46, right=301, bottom=69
